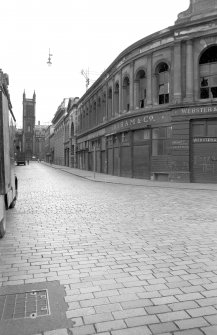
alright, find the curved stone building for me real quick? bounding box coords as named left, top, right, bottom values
left=76, top=0, right=217, bottom=183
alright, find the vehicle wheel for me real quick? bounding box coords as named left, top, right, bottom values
left=0, top=208, right=6, bottom=238
left=9, top=196, right=16, bottom=209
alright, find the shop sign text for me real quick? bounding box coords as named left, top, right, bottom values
left=107, top=112, right=171, bottom=134
left=179, top=105, right=217, bottom=116
left=193, top=137, right=217, bottom=143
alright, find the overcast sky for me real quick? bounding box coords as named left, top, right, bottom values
left=1, top=0, right=189, bottom=128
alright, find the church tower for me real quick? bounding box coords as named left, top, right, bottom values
left=23, top=91, right=36, bottom=160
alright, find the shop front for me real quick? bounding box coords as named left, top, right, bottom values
left=105, top=111, right=172, bottom=180
left=171, top=104, right=217, bottom=183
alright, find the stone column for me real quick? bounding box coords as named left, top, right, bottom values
left=134, top=80, right=139, bottom=109
left=119, top=72, right=122, bottom=115
left=173, top=42, right=182, bottom=103
left=186, top=40, right=194, bottom=101
left=111, top=80, right=114, bottom=118
left=130, top=62, right=134, bottom=110
left=147, top=55, right=152, bottom=105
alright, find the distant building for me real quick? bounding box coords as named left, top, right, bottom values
left=45, top=125, right=54, bottom=163
left=52, top=98, right=69, bottom=166
left=51, top=97, right=79, bottom=167
left=67, top=97, right=79, bottom=168
left=22, top=91, right=36, bottom=160
left=34, top=121, right=47, bottom=160
left=16, top=91, right=47, bottom=161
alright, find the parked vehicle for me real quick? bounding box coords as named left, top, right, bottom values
left=0, top=71, right=18, bottom=238
left=15, top=151, right=26, bottom=165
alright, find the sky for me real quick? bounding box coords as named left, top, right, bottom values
left=1, top=0, right=189, bottom=128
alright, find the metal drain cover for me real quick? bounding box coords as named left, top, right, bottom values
left=0, top=290, right=50, bottom=320
left=0, top=281, right=73, bottom=335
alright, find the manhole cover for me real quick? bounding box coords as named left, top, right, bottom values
left=0, top=290, right=50, bottom=320
left=0, top=281, right=73, bottom=335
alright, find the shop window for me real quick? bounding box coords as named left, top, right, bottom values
left=156, top=63, right=169, bottom=105
left=135, top=70, right=146, bottom=109
left=192, top=122, right=204, bottom=137
left=114, top=135, right=119, bottom=146
left=107, top=136, right=113, bottom=147
left=101, top=137, right=106, bottom=150
left=199, top=46, right=217, bottom=99
left=152, top=126, right=172, bottom=156
left=133, top=129, right=150, bottom=142
left=123, top=76, right=130, bottom=112
left=207, top=122, right=217, bottom=137
left=121, top=132, right=130, bottom=144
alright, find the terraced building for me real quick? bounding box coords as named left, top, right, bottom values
left=76, top=0, right=217, bottom=183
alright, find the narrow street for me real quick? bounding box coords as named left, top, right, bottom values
left=1, top=162, right=217, bottom=335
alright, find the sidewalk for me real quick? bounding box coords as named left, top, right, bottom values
left=42, top=162, right=217, bottom=191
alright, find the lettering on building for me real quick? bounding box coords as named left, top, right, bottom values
left=107, top=112, right=171, bottom=134
left=179, top=106, right=217, bottom=115
left=193, top=137, right=217, bottom=143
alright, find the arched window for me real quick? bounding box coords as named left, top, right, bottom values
left=89, top=104, right=93, bottom=128
left=114, top=82, right=119, bottom=115
left=80, top=112, right=83, bottom=130
left=135, top=69, right=146, bottom=108
left=93, top=101, right=97, bottom=125
left=108, top=87, right=112, bottom=119
left=199, top=45, right=217, bottom=99
left=71, top=122, right=75, bottom=137
left=123, top=76, right=130, bottom=112
left=86, top=108, right=89, bottom=129
left=27, top=125, right=31, bottom=132
left=97, top=97, right=102, bottom=123
left=102, top=92, right=106, bottom=122
left=156, top=62, right=169, bottom=104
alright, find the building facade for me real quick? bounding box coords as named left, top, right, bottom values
left=75, top=0, right=217, bottom=183
left=45, top=125, right=54, bottom=163
left=52, top=99, right=69, bottom=166
left=52, top=97, right=79, bottom=167
left=33, top=122, right=47, bottom=160
left=68, top=97, right=79, bottom=168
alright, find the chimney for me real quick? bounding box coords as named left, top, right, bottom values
left=38, top=121, right=40, bottom=126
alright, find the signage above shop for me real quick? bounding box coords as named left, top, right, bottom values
left=176, top=105, right=217, bottom=116
left=193, top=137, right=217, bottom=143
left=106, top=111, right=171, bottom=135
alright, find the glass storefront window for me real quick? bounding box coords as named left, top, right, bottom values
left=207, top=123, right=217, bottom=137
left=152, top=126, right=172, bottom=156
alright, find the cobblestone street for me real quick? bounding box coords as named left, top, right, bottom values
left=1, top=162, right=217, bottom=335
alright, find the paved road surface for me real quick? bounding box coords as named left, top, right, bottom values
left=1, top=162, right=217, bottom=335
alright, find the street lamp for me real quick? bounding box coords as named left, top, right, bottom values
left=47, top=49, right=53, bottom=66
